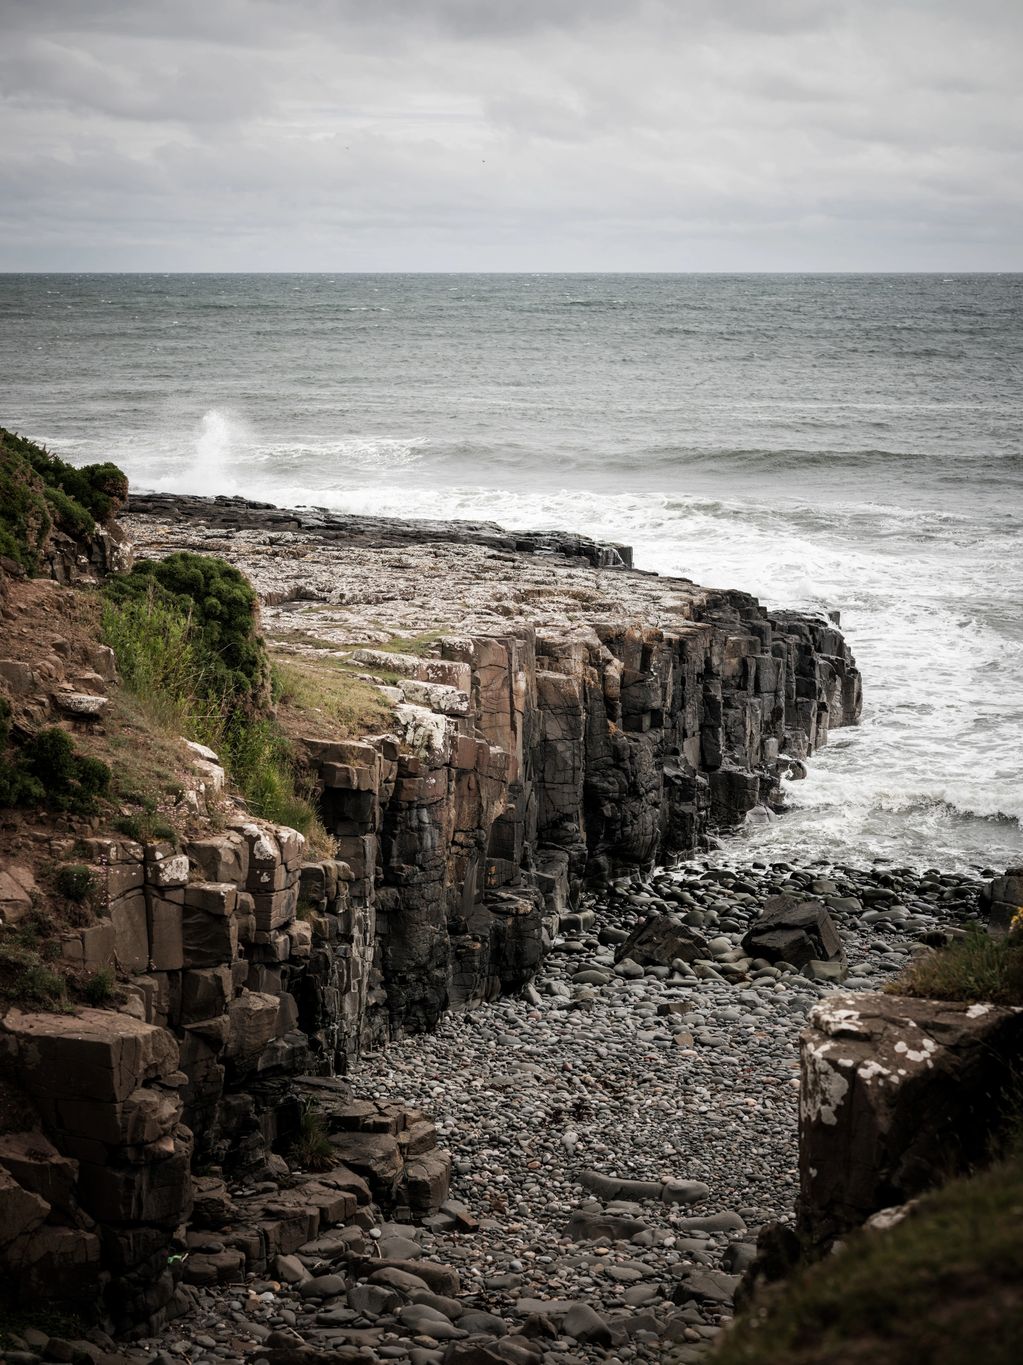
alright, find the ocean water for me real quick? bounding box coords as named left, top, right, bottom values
left=2, top=273, right=1021, bottom=871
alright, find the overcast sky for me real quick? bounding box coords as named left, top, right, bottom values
left=1, top=0, right=1020, bottom=271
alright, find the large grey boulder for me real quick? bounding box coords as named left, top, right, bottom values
left=613, top=914, right=709, bottom=967
left=742, top=894, right=844, bottom=970
left=980, top=866, right=1023, bottom=933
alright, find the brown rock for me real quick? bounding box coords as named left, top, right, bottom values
left=0, top=1168, right=50, bottom=1247
left=0, top=1007, right=180, bottom=1106
left=406, top=1148, right=452, bottom=1216
left=0, top=1131, right=78, bottom=1210
left=743, top=894, right=844, bottom=969
left=0, top=863, right=38, bottom=926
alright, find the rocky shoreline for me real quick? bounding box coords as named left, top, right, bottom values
left=7, top=487, right=1013, bottom=1365
left=71, top=858, right=985, bottom=1365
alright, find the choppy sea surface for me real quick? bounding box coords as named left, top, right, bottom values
left=2, top=273, right=1021, bottom=870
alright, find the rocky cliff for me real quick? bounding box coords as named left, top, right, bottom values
left=123, top=494, right=862, bottom=1039
left=0, top=491, right=863, bottom=1336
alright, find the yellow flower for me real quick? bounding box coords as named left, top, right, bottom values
left=1010, top=905, right=1023, bottom=938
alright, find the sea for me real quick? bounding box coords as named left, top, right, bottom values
left=1, top=273, right=1021, bottom=873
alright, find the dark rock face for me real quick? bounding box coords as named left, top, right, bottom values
left=0, top=1007, right=192, bottom=1324
left=980, top=867, right=1023, bottom=932
left=304, top=614, right=859, bottom=1037
left=798, top=992, right=1023, bottom=1251
left=124, top=492, right=634, bottom=570
left=742, top=895, right=844, bottom=970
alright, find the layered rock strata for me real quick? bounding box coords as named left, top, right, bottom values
left=123, top=494, right=861, bottom=1038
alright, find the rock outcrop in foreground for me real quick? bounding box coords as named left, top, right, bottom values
left=124, top=494, right=861, bottom=1037
left=798, top=990, right=1023, bottom=1250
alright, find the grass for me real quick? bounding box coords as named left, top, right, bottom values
left=81, top=967, right=116, bottom=1006
left=888, top=927, right=1023, bottom=1007
left=713, top=1152, right=1023, bottom=1365
left=272, top=655, right=395, bottom=740
left=375, top=630, right=448, bottom=657
left=290, top=1104, right=335, bottom=1172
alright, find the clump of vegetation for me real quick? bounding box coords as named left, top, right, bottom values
left=112, top=812, right=178, bottom=845
left=101, top=552, right=326, bottom=840
left=713, top=1152, right=1023, bottom=1365
left=103, top=552, right=269, bottom=710
left=889, top=925, right=1023, bottom=1007
left=0, top=699, right=111, bottom=814
left=0, top=932, right=68, bottom=1009
left=0, top=425, right=126, bottom=574
left=81, top=967, right=116, bottom=1006
left=55, top=864, right=96, bottom=903
left=290, top=1103, right=335, bottom=1172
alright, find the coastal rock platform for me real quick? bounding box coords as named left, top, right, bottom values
left=123, top=492, right=862, bottom=1042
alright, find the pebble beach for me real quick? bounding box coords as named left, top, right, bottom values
left=121, top=858, right=983, bottom=1365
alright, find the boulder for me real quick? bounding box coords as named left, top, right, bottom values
left=406, top=1148, right=452, bottom=1216
left=799, top=992, right=1023, bottom=1248
left=225, top=992, right=280, bottom=1059
left=743, top=894, right=844, bottom=970
left=0, top=1007, right=179, bottom=1107
left=613, top=915, right=709, bottom=967
left=0, top=1131, right=78, bottom=1211
left=0, top=1168, right=49, bottom=1247
left=980, top=867, right=1023, bottom=933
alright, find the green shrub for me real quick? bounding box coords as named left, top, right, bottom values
left=0, top=937, right=67, bottom=1008
left=102, top=552, right=324, bottom=838
left=0, top=427, right=127, bottom=574
left=104, top=552, right=268, bottom=710
left=0, top=720, right=110, bottom=814
left=20, top=728, right=110, bottom=813
left=55, top=864, right=96, bottom=903
left=0, top=438, right=51, bottom=572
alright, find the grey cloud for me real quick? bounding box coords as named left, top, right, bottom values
left=0, top=0, right=1020, bottom=269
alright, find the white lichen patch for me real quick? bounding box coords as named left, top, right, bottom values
left=808, top=1003, right=868, bottom=1038
left=242, top=822, right=278, bottom=864
left=857, top=1058, right=894, bottom=1085
left=894, top=1036, right=938, bottom=1066
left=394, top=702, right=455, bottom=759
left=800, top=1040, right=850, bottom=1126
left=966, top=1003, right=992, bottom=1018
